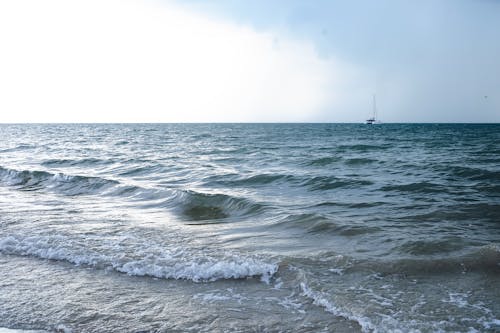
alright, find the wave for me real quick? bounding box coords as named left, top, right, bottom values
left=0, top=166, right=118, bottom=196
left=397, top=203, right=500, bottom=223
left=199, top=147, right=248, bottom=155
left=0, top=144, right=36, bottom=153
left=306, top=157, right=341, bottom=167
left=203, top=171, right=376, bottom=195
left=337, top=144, right=389, bottom=152
left=117, top=164, right=167, bottom=177
left=380, top=182, right=445, bottom=194
left=313, top=201, right=386, bottom=209
left=290, top=246, right=500, bottom=332
left=0, top=166, right=265, bottom=220
left=204, top=172, right=374, bottom=192
left=300, top=282, right=375, bottom=333
left=287, top=246, right=500, bottom=284
left=288, top=246, right=500, bottom=332
left=203, top=173, right=295, bottom=187
left=397, top=238, right=466, bottom=255
left=271, top=213, right=381, bottom=236
left=476, top=183, right=500, bottom=194
left=0, top=235, right=278, bottom=283
left=133, top=189, right=266, bottom=221
left=41, top=158, right=115, bottom=167
left=170, top=190, right=267, bottom=221
left=443, top=165, right=500, bottom=182
left=344, top=158, right=377, bottom=166
left=328, top=245, right=500, bottom=276
left=303, top=176, right=372, bottom=191
left=271, top=213, right=338, bottom=234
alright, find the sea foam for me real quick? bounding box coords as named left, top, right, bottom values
left=0, top=235, right=278, bottom=283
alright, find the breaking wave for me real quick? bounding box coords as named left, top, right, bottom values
left=0, top=235, right=278, bottom=283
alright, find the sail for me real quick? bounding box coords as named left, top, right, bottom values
left=366, top=95, right=377, bottom=124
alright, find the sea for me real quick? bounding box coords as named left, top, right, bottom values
left=0, top=123, right=499, bottom=333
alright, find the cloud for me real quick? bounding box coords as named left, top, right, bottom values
left=3, top=0, right=497, bottom=123
left=177, top=0, right=500, bottom=122
left=0, top=0, right=353, bottom=122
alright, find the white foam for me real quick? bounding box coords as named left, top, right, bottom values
left=273, top=277, right=283, bottom=289
left=443, top=292, right=470, bottom=308
left=481, top=318, right=500, bottom=329
left=328, top=268, right=344, bottom=275
left=300, top=282, right=377, bottom=333
left=54, top=324, right=72, bottom=333
left=277, top=295, right=305, bottom=313
left=0, top=235, right=278, bottom=283
left=115, top=257, right=278, bottom=282
left=0, top=329, right=47, bottom=333
left=0, top=168, right=28, bottom=186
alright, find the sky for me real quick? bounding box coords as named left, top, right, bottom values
left=0, top=0, right=498, bottom=123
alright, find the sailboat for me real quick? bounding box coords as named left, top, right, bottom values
left=366, top=95, right=379, bottom=124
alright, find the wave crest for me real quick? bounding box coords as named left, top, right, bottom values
left=171, top=190, right=267, bottom=221
left=0, top=166, right=118, bottom=195
left=0, top=235, right=278, bottom=283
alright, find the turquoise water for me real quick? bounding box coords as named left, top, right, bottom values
left=0, top=124, right=499, bottom=332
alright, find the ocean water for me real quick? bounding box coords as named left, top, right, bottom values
left=0, top=123, right=499, bottom=333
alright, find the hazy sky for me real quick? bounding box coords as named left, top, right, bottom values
left=0, top=0, right=498, bottom=122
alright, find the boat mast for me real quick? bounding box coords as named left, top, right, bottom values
left=372, top=94, right=377, bottom=121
